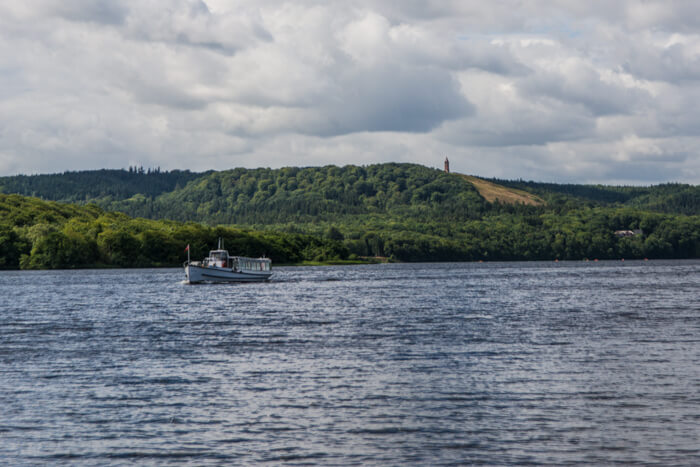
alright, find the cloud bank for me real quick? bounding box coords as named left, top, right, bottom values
left=1, top=0, right=699, bottom=183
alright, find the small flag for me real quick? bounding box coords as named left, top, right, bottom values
left=185, top=244, right=190, bottom=252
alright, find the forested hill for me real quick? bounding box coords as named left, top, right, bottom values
left=0, top=168, right=202, bottom=203
left=0, top=164, right=487, bottom=223
left=0, top=163, right=697, bottom=219
left=0, top=194, right=349, bottom=269
left=492, top=179, right=700, bottom=215
left=1, top=163, right=698, bottom=264
left=152, top=164, right=488, bottom=224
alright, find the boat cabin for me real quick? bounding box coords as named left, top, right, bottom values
left=202, top=249, right=271, bottom=272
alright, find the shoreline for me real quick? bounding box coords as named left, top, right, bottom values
left=2, top=257, right=699, bottom=272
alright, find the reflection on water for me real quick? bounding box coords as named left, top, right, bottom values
left=1, top=260, right=699, bottom=465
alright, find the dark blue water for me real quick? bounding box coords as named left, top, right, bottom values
left=1, top=260, right=699, bottom=465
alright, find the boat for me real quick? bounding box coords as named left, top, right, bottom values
left=184, top=239, right=272, bottom=284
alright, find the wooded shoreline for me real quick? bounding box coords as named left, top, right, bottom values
left=1, top=163, right=698, bottom=269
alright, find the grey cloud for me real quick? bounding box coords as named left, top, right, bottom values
left=394, top=35, right=530, bottom=76
left=591, top=158, right=692, bottom=184
left=128, top=80, right=209, bottom=110
left=121, top=1, right=271, bottom=56
left=455, top=141, right=696, bottom=185
left=455, top=42, right=531, bottom=76
left=622, top=41, right=700, bottom=83
left=49, top=0, right=128, bottom=25
left=438, top=104, right=594, bottom=148
left=221, top=63, right=473, bottom=138
left=315, top=65, right=473, bottom=136
left=174, top=33, right=236, bottom=56
left=518, top=66, right=651, bottom=116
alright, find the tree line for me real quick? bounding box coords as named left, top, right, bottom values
left=0, top=194, right=348, bottom=270
left=0, top=163, right=698, bottom=268
left=2, top=163, right=697, bottom=218
left=493, top=179, right=700, bottom=215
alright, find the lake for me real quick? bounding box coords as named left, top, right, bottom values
left=1, top=260, right=699, bottom=465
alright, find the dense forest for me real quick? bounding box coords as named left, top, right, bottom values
left=0, top=168, right=203, bottom=204
left=2, top=164, right=698, bottom=216
left=0, top=194, right=348, bottom=270
left=0, top=163, right=698, bottom=268
left=492, top=178, right=700, bottom=215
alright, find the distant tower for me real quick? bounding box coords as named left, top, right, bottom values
left=444, top=157, right=450, bottom=173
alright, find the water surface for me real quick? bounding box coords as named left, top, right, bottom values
left=1, top=260, right=699, bottom=465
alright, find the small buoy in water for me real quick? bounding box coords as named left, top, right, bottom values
left=594, top=259, right=599, bottom=262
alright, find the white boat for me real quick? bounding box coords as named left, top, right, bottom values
left=184, top=239, right=272, bottom=284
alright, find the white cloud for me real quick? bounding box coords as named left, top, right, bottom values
left=0, top=0, right=699, bottom=183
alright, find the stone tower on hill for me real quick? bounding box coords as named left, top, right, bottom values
left=444, top=157, right=450, bottom=173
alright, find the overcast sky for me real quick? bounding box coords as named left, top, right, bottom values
left=1, top=1, right=699, bottom=184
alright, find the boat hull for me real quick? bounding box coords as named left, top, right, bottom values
left=185, top=264, right=272, bottom=283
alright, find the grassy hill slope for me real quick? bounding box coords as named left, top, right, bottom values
left=458, top=175, right=544, bottom=206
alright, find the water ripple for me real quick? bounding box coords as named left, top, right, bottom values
left=0, top=260, right=699, bottom=465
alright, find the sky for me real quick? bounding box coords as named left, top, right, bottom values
left=1, top=1, right=699, bottom=184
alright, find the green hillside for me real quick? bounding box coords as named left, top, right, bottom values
left=151, top=164, right=487, bottom=224
left=0, top=167, right=203, bottom=203
left=1, top=163, right=699, bottom=265
left=1, top=163, right=697, bottom=217
left=492, top=179, right=700, bottom=215
left=0, top=194, right=349, bottom=270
